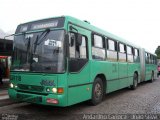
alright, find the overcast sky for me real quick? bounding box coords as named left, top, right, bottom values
left=0, top=0, right=160, bottom=53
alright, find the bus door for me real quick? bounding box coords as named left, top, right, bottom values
left=67, top=24, right=91, bottom=105
left=118, top=43, right=128, bottom=89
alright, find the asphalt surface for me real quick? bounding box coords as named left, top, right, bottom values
left=0, top=78, right=160, bottom=120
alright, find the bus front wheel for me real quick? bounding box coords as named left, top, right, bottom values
left=90, top=77, right=104, bottom=105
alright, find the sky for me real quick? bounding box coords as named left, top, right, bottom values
left=0, top=0, right=160, bottom=53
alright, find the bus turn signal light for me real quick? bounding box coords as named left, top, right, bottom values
left=57, top=88, right=64, bottom=94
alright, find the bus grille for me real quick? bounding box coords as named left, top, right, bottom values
left=18, top=84, right=44, bottom=92
left=17, top=93, right=42, bottom=103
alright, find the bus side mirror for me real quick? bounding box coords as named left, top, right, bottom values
left=76, top=34, right=82, bottom=46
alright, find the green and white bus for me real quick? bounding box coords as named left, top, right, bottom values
left=8, top=16, right=157, bottom=106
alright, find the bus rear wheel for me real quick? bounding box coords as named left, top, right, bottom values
left=150, top=72, right=154, bottom=83
left=90, top=77, right=104, bottom=105
left=131, top=73, right=138, bottom=90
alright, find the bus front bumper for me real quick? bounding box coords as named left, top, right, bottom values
left=8, top=89, right=67, bottom=107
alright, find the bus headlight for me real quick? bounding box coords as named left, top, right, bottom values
left=10, top=83, right=14, bottom=88
left=46, top=88, right=50, bottom=92
left=52, top=88, right=57, bottom=93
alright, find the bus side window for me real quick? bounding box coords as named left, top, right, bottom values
left=92, top=34, right=105, bottom=60
left=69, top=32, right=87, bottom=59
left=118, top=43, right=126, bottom=62
left=145, top=53, right=149, bottom=64
left=148, top=54, right=150, bottom=64
left=69, top=32, right=88, bottom=72
left=106, top=39, right=117, bottom=61
left=127, top=46, right=133, bottom=62
left=134, top=48, right=139, bottom=62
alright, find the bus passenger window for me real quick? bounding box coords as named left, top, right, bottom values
left=127, top=46, right=133, bottom=62
left=118, top=43, right=126, bottom=62
left=134, top=48, right=139, bottom=62
left=135, top=49, right=139, bottom=56
left=108, top=40, right=115, bottom=50
left=92, top=34, right=105, bottom=60
left=106, top=39, right=117, bottom=61
left=68, top=32, right=88, bottom=72
left=148, top=54, right=151, bottom=64
left=69, top=33, right=88, bottom=59
left=119, top=43, right=125, bottom=53
left=145, top=53, right=149, bottom=64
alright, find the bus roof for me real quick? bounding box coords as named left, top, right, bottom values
left=64, top=16, right=141, bottom=49
left=17, top=15, right=155, bottom=53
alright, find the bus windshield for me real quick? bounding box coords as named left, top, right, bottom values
left=11, top=30, right=65, bottom=73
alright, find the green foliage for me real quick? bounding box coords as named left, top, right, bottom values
left=155, top=46, right=160, bottom=59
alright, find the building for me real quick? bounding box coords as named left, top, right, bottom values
left=0, top=38, right=13, bottom=56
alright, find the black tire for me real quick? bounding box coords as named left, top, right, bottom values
left=150, top=72, right=154, bottom=83
left=131, top=73, right=138, bottom=90
left=90, top=77, right=104, bottom=105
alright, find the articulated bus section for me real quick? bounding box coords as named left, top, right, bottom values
left=140, top=48, right=157, bottom=82
left=8, top=16, right=157, bottom=107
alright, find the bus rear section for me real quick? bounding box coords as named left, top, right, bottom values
left=139, top=48, right=157, bottom=82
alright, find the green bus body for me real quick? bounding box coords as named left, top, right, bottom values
left=8, top=16, right=157, bottom=106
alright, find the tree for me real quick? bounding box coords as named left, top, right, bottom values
left=155, top=46, right=160, bottom=59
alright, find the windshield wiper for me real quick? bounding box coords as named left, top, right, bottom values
left=30, top=28, right=50, bottom=71
left=33, top=28, right=50, bottom=53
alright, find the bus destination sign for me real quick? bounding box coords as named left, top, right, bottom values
left=16, top=17, right=65, bottom=33
left=31, top=20, right=58, bottom=30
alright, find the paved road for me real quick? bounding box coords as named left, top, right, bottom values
left=0, top=78, right=160, bottom=120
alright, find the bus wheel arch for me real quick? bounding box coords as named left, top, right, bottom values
left=96, top=74, right=107, bottom=95
left=90, top=74, right=106, bottom=105
left=131, top=72, right=138, bottom=90
left=150, top=70, right=154, bottom=83
left=135, top=71, right=139, bottom=82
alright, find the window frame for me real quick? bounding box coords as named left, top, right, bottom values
left=106, top=38, right=118, bottom=61
left=133, top=48, right=139, bottom=56
left=118, top=42, right=127, bottom=62
left=126, top=45, right=133, bottom=55
left=69, top=32, right=88, bottom=59
left=91, top=33, right=106, bottom=60
left=107, top=39, right=117, bottom=51
left=119, top=43, right=126, bottom=53
left=79, top=35, right=88, bottom=59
